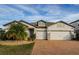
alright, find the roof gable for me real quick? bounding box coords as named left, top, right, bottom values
left=19, top=20, right=35, bottom=27
left=37, top=20, right=47, bottom=23
left=31, top=20, right=55, bottom=28
left=3, top=20, right=74, bottom=28
left=3, top=20, right=35, bottom=28
left=48, top=21, right=75, bottom=28
left=3, top=20, right=19, bottom=26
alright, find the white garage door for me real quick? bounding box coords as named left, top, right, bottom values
left=36, top=31, right=46, bottom=40
left=49, top=32, right=71, bottom=40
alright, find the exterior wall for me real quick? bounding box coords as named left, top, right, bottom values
left=25, top=30, right=30, bottom=37
left=70, top=22, right=79, bottom=30
left=47, top=22, right=74, bottom=31
left=35, top=28, right=46, bottom=39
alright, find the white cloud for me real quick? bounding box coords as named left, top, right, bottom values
left=0, top=5, right=25, bottom=20
left=14, top=5, right=39, bottom=15
left=23, top=15, right=59, bottom=22
left=46, top=6, right=61, bottom=16
left=40, top=5, right=62, bottom=16
left=1, top=4, right=79, bottom=28
left=62, top=13, right=79, bottom=23
left=0, top=5, right=26, bottom=28
left=22, top=13, right=79, bottom=23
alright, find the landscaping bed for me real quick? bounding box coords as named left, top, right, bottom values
left=0, top=40, right=34, bottom=45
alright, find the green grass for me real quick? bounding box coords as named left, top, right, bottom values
left=0, top=43, right=34, bottom=55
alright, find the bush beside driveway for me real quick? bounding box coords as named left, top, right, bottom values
left=32, top=40, right=79, bottom=55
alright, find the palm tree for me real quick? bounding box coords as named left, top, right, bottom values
left=6, top=22, right=28, bottom=40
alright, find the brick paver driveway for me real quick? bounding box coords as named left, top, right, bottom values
left=32, top=40, right=79, bottom=55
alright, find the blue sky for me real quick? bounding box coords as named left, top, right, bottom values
left=0, top=4, right=79, bottom=28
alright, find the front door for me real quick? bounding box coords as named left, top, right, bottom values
left=29, top=28, right=34, bottom=37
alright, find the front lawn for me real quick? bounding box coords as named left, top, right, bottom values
left=0, top=43, right=34, bottom=55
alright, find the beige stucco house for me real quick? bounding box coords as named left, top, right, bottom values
left=3, top=20, right=75, bottom=40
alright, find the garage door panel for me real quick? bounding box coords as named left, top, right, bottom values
left=49, top=32, right=71, bottom=40
left=36, top=31, right=46, bottom=39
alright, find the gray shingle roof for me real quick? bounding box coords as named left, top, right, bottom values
left=3, top=20, right=74, bottom=28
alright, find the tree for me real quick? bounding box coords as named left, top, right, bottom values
left=0, top=28, right=5, bottom=40
left=6, top=22, right=28, bottom=40
left=75, top=30, right=79, bottom=40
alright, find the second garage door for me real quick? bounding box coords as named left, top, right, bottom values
left=48, top=31, right=71, bottom=40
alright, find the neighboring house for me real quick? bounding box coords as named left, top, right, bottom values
left=3, top=20, right=75, bottom=40
left=70, top=20, right=79, bottom=39
left=70, top=20, right=79, bottom=31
